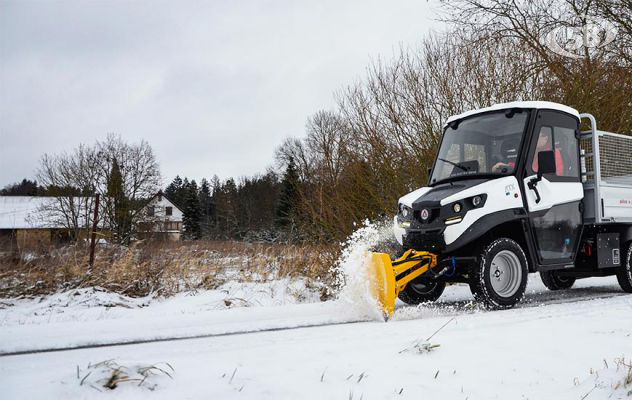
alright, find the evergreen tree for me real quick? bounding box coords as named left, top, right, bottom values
left=198, top=178, right=212, bottom=237
left=275, top=157, right=300, bottom=230
left=107, top=158, right=131, bottom=243
left=182, top=180, right=202, bottom=240
left=0, top=179, right=43, bottom=196
left=209, top=175, right=221, bottom=234
left=222, top=178, right=238, bottom=236
left=165, top=175, right=183, bottom=207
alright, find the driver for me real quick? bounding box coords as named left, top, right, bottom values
left=532, top=128, right=564, bottom=176
left=492, top=138, right=519, bottom=173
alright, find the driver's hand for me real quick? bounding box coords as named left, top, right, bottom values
left=492, top=162, right=507, bottom=173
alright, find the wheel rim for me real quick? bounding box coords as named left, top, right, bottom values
left=556, top=275, right=572, bottom=284
left=489, top=250, right=522, bottom=297
left=410, top=281, right=439, bottom=294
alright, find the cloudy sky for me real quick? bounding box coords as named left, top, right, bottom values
left=0, top=0, right=440, bottom=188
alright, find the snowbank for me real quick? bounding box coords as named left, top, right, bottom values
left=0, top=277, right=324, bottom=327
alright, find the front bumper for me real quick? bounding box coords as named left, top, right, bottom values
left=402, top=229, right=446, bottom=252
left=393, top=216, right=446, bottom=252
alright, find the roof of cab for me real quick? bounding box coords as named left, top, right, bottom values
left=445, top=101, right=580, bottom=125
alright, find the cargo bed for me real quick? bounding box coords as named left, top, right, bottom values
left=580, top=114, right=632, bottom=224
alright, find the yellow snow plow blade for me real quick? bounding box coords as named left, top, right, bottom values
left=367, top=249, right=437, bottom=317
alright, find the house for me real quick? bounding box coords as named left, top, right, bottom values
left=0, top=196, right=89, bottom=250
left=138, top=192, right=183, bottom=241
left=0, top=192, right=184, bottom=250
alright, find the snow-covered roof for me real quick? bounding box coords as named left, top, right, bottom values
left=445, top=101, right=580, bottom=125
left=0, top=196, right=70, bottom=229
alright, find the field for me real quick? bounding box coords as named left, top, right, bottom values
left=0, top=240, right=339, bottom=299
left=1, top=275, right=631, bottom=399
left=1, top=229, right=631, bottom=399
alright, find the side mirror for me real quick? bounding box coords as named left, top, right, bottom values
left=537, top=150, right=556, bottom=178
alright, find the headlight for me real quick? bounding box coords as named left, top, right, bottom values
left=443, top=195, right=486, bottom=225
left=399, top=204, right=413, bottom=219
left=470, top=194, right=487, bottom=208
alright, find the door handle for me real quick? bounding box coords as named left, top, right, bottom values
left=528, top=177, right=541, bottom=204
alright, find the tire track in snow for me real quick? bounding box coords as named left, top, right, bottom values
left=0, top=318, right=371, bottom=358
left=3, top=289, right=629, bottom=358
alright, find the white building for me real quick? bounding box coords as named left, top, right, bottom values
left=0, top=192, right=184, bottom=249
left=140, top=192, right=184, bottom=241
left=0, top=196, right=91, bottom=249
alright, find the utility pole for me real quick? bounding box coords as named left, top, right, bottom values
left=88, top=193, right=100, bottom=269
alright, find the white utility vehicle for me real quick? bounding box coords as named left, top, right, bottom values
left=367, top=101, right=632, bottom=315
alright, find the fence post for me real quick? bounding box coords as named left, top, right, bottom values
left=88, top=193, right=100, bottom=269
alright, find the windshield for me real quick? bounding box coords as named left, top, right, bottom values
left=430, top=110, right=530, bottom=185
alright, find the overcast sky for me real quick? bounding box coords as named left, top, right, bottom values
left=0, top=0, right=441, bottom=188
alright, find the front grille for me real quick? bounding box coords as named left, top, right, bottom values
left=403, top=229, right=445, bottom=252
left=413, top=208, right=440, bottom=224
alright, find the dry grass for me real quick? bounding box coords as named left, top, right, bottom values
left=614, top=357, right=632, bottom=394
left=578, top=357, right=632, bottom=398
left=77, top=359, right=174, bottom=391
left=0, top=240, right=340, bottom=299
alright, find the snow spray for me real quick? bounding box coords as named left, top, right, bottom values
left=331, top=218, right=396, bottom=321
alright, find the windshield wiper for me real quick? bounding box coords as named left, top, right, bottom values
left=431, top=172, right=501, bottom=186
left=437, top=158, right=470, bottom=172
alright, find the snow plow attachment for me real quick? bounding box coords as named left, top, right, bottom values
left=367, top=249, right=438, bottom=317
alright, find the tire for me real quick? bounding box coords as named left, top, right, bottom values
left=616, top=242, right=632, bottom=293
left=469, top=238, right=529, bottom=309
left=398, top=279, right=446, bottom=305
left=539, top=271, right=576, bottom=290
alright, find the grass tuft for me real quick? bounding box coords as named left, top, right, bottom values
left=76, top=359, right=174, bottom=391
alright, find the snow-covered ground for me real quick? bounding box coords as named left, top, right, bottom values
left=0, top=277, right=324, bottom=327
left=1, top=274, right=631, bottom=399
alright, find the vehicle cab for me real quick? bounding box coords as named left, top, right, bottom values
left=396, top=100, right=583, bottom=256
left=392, top=101, right=597, bottom=308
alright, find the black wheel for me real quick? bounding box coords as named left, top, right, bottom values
left=398, top=279, right=446, bottom=305
left=616, top=242, right=632, bottom=293
left=469, top=238, right=529, bottom=309
left=539, top=270, right=576, bottom=290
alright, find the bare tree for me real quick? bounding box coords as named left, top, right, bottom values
left=37, top=134, right=161, bottom=244
left=594, top=0, right=632, bottom=63
left=305, top=110, right=351, bottom=187
left=274, top=137, right=314, bottom=183
left=92, top=135, right=161, bottom=243
left=437, top=0, right=631, bottom=134
left=36, top=144, right=99, bottom=240
left=276, top=31, right=549, bottom=240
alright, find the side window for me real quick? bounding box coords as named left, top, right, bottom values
left=554, top=126, right=579, bottom=178
left=166, top=206, right=173, bottom=216
left=528, top=111, right=579, bottom=179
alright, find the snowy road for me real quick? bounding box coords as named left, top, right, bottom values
left=1, top=276, right=631, bottom=399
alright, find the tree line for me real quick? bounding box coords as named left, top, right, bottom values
left=163, top=157, right=300, bottom=241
